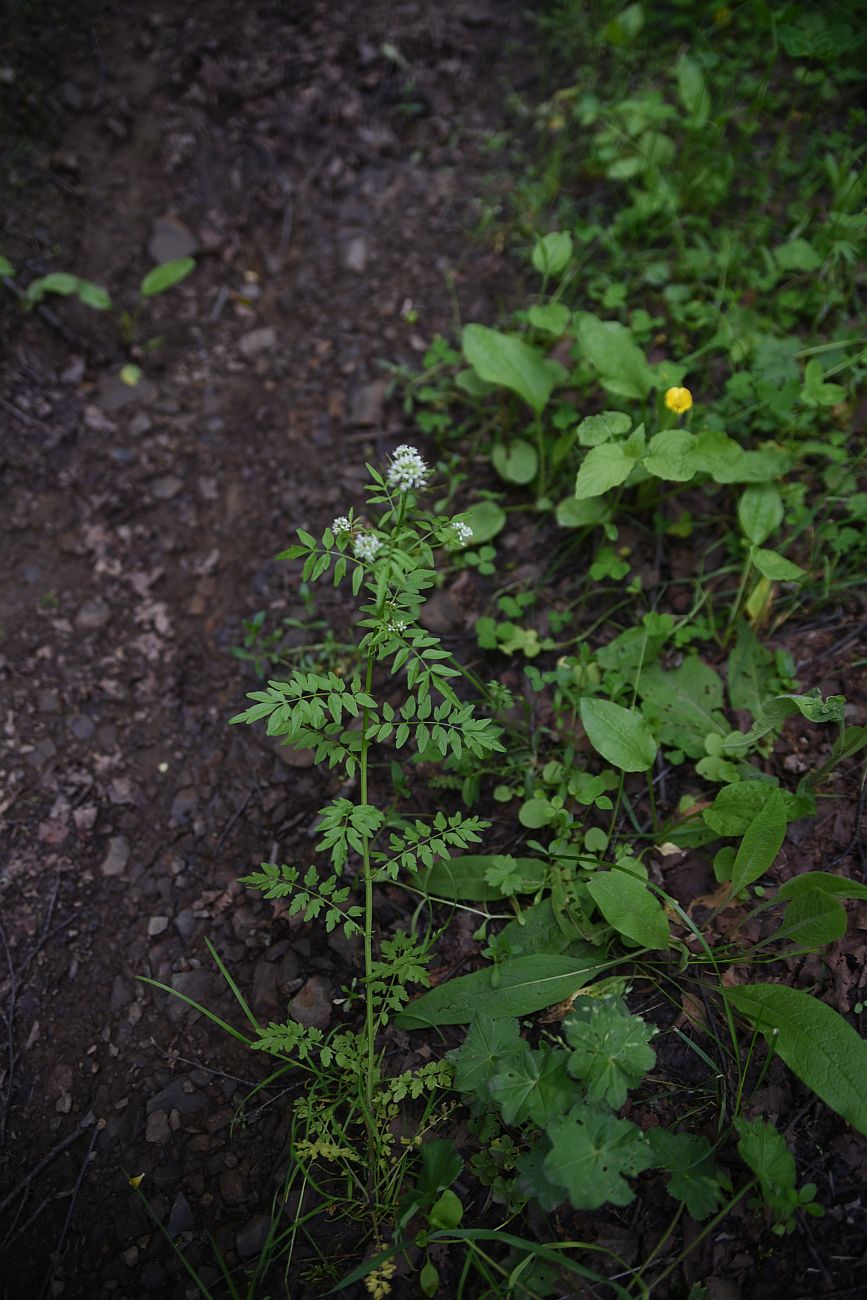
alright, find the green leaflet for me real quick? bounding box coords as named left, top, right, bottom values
left=703, top=780, right=811, bottom=836
left=676, top=53, right=711, bottom=127
left=730, top=787, right=787, bottom=893
left=727, top=622, right=777, bottom=717
left=451, top=1015, right=522, bottom=1096
left=580, top=697, right=657, bottom=772
left=774, top=871, right=867, bottom=949
left=735, top=1117, right=799, bottom=1224
left=643, top=429, right=698, bottom=482
left=139, top=256, right=196, bottom=298
left=457, top=500, right=506, bottom=544
left=725, top=985, right=867, bottom=1137
left=463, top=323, right=554, bottom=414
left=531, top=231, right=573, bottom=277
left=574, top=313, right=656, bottom=400
left=492, top=438, right=538, bottom=484
left=587, top=871, right=670, bottom=950
left=574, top=441, right=638, bottom=499
left=647, top=1130, right=730, bottom=1221
left=395, top=951, right=605, bottom=1028
left=738, top=483, right=783, bottom=546
left=574, top=411, right=632, bottom=446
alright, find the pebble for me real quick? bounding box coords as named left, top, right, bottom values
left=174, top=908, right=197, bottom=939
left=148, top=1078, right=207, bottom=1116
left=110, top=974, right=134, bottom=1010
left=236, top=1213, right=270, bottom=1258
left=348, top=379, right=386, bottom=427
left=341, top=235, right=368, bottom=273
left=145, top=1109, right=171, bottom=1144
left=140, top=1263, right=167, bottom=1293
left=148, top=215, right=198, bottom=265
left=150, top=474, right=183, bottom=501
left=147, top=916, right=169, bottom=937
left=219, top=1168, right=247, bottom=1205
left=101, top=836, right=130, bottom=878
left=128, top=411, right=152, bottom=438
left=239, top=326, right=277, bottom=359
left=167, top=1191, right=194, bottom=1237
left=69, top=715, right=95, bottom=740
left=289, top=976, right=333, bottom=1030
left=76, top=598, right=111, bottom=631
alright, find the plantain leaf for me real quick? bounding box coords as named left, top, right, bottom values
left=580, top=698, right=657, bottom=772
left=463, top=323, right=554, bottom=414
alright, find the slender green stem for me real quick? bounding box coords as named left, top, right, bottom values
left=359, top=646, right=379, bottom=1217
left=724, top=550, right=753, bottom=644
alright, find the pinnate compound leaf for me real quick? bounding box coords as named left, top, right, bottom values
left=580, top=698, right=657, bottom=772
left=730, top=787, right=787, bottom=893
left=574, top=442, right=637, bottom=499
left=647, top=1129, right=730, bottom=1221
left=564, top=997, right=656, bottom=1107
left=463, top=323, right=553, bottom=414
left=489, top=1042, right=579, bottom=1126
left=587, top=871, right=670, bottom=950
left=725, top=985, right=867, bottom=1137
left=395, top=951, right=604, bottom=1028
left=543, top=1106, right=653, bottom=1209
left=452, top=1015, right=522, bottom=1096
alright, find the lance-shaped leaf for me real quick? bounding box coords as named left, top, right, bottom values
left=730, top=787, right=787, bottom=893
left=722, top=690, right=845, bottom=754
left=587, top=871, right=670, bottom=950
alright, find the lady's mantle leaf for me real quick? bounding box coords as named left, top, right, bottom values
left=725, top=985, right=867, bottom=1138
left=564, top=997, right=656, bottom=1108
left=489, top=1043, right=579, bottom=1125
left=580, top=698, right=657, bottom=772
left=543, top=1105, right=653, bottom=1209
left=451, top=1015, right=521, bottom=1096
left=647, top=1129, right=730, bottom=1221
left=735, top=1117, right=797, bottom=1222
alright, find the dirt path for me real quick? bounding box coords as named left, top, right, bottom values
left=0, top=3, right=526, bottom=1295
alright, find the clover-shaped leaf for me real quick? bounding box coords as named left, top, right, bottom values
left=564, top=997, right=656, bottom=1108
left=543, top=1104, right=653, bottom=1209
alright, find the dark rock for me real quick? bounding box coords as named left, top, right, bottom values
left=101, top=836, right=130, bottom=878
left=110, top=975, right=134, bottom=1010
left=236, top=1213, right=270, bottom=1258
left=289, top=976, right=332, bottom=1030
left=148, top=215, right=198, bottom=265
left=145, top=1109, right=171, bottom=1144
left=349, top=379, right=386, bottom=426
left=167, top=1191, right=194, bottom=1237
left=140, top=1262, right=167, bottom=1293
left=148, top=1077, right=207, bottom=1116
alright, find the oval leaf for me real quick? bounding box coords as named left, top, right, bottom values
left=463, top=323, right=553, bottom=414
left=586, top=871, right=670, bottom=950
left=140, top=256, right=196, bottom=299
left=730, top=788, right=787, bottom=893
left=738, top=484, right=783, bottom=546
left=580, top=698, right=657, bottom=772
left=724, top=984, right=867, bottom=1137
left=456, top=500, right=506, bottom=544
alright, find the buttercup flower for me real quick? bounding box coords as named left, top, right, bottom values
left=386, top=444, right=430, bottom=492
left=450, top=520, right=474, bottom=548
left=664, top=386, right=693, bottom=415
left=331, top=515, right=351, bottom=534
left=353, top=533, right=383, bottom=562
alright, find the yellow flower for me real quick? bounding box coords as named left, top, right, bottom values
left=664, top=386, right=693, bottom=415
left=365, top=1259, right=397, bottom=1299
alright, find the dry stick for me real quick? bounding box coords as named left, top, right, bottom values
left=38, top=1119, right=102, bottom=1300
left=0, top=1112, right=97, bottom=1215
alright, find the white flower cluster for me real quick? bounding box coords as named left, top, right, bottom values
left=331, top=515, right=351, bottom=534
left=386, top=444, right=430, bottom=492
left=451, top=520, right=473, bottom=548
left=353, top=533, right=383, bottom=562
left=387, top=618, right=407, bottom=634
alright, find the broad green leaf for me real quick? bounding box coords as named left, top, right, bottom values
left=24, top=271, right=78, bottom=305
left=413, top=1139, right=463, bottom=1204
left=722, top=690, right=845, bottom=754
left=775, top=889, right=846, bottom=949
left=454, top=368, right=494, bottom=398
left=395, top=951, right=605, bottom=1028
left=704, top=781, right=810, bottom=836
left=574, top=313, right=655, bottom=400
left=727, top=622, right=776, bottom=717
left=518, top=797, right=557, bottom=829
left=457, top=500, right=506, bottom=544
left=603, top=2, right=645, bottom=46
left=713, top=446, right=791, bottom=484
left=777, top=871, right=867, bottom=904
left=587, top=871, right=670, bottom=950
left=638, top=656, right=727, bottom=759
left=676, top=54, right=710, bottom=127
left=730, top=788, right=787, bottom=893
left=429, top=1188, right=463, bottom=1229
left=544, top=1105, right=653, bottom=1209
left=564, top=997, right=656, bottom=1107
left=140, top=256, right=196, bottom=299
left=0, top=255, right=14, bottom=277
left=752, top=548, right=805, bottom=581
left=463, top=323, right=553, bottom=414
left=644, top=430, right=697, bottom=482
left=531, top=232, right=573, bottom=277
left=492, top=438, right=538, bottom=484
left=725, top=985, right=867, bottom=1137
left=738, top=484, right=783, bottom=546
left=690, top=429, right=744, bottom=479
left=73, top=278, right=111, bottom=310
left=415, top=854, right=547, bottom=902
left=574, top=411, right=632, bottom=446
left=490, top=1043, right=579, bottom=1125
left=527, top=302, right=571, bottom=335
left=647, top=1130, right=730, bottom=1221
left=555, top=496, right=610, bottom=529
left=735, top=1118, right=798, bottom=1223
left=801, top=358, right=846, bottom=407
left=774, top=238, right=822, bottom=273
left=574, top=442, right=637, bottom=499
left=597, top=613, right=673, bottom=680
left=580, top=698, right=657, bottom=772
left=491, top=900, right=575, bottom=960
left=452, top=1015, right=522, bottom=1096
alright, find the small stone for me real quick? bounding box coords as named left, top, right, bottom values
left=168, top=970, right=220, bottom=1021
left=251, top=959, right=280, bottom=1013
left=349, top=379, right=386, bottom=427
left=289, top=976, right=332, bottom=1030
left=140, top=1263, right=167, bottom=1293
left=239, top=326, right=277, bottom=359
left=101, top=836, right=130, bottom=877
left=170, top=786, right=198, bottom=824
left=219, top=1168, right=247, bottom=1204
left=122, top=1247, right=139, bottom=1268
left=174, top=908, right=197, bottom=940
left=148, top=215, right=197, bottom=265
left=146, top=1109, right=171, bottom=1144
left=128, top=411, right=152, bottom=438
left=342, top=235, right=368, bottom=273
left=167, top=1191, right=194, bottom=1238
left=150, top=474, right=183, bottom=501
left=147, top=916, right=169, bottom=937
left=236, top=1213, right=270, bottom=1258
left=76, top=598, right=111, bottom=631
left=110, top=974, right=134, bottom=1010
left=69, top=715, right=95, bottom=740
left=148, top=1078, right=207, bottom=1116
left=274, top=743, right=314, bottom=768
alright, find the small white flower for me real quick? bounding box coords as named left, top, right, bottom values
left=331, top=515, right=351, bottom=534
left=387, top=618, right=407, bottom=634
left=451, top=521, right=473, bottom=547
left=386, top=444, right=430, bottom=492
left=353, top=533, right=383, bottom=562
